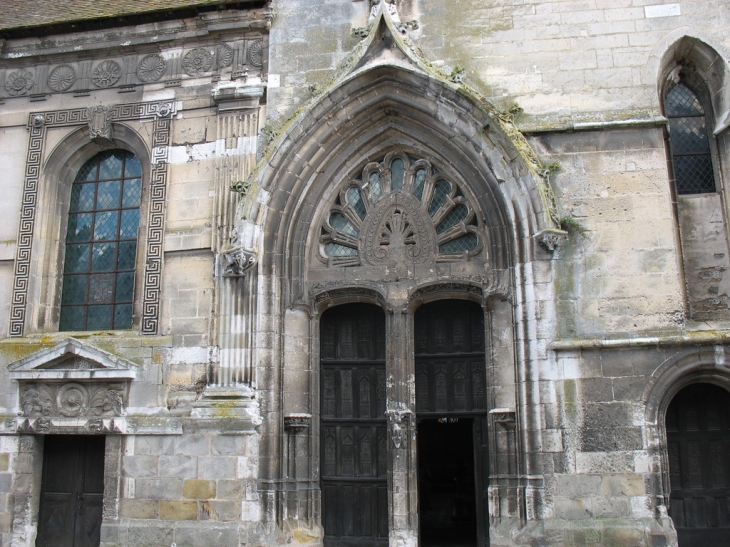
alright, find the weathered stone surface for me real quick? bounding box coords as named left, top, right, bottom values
left=183, top=479, right=216, bottom=500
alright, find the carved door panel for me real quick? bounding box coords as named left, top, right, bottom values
left=667, top=383, right=730, bottom=545
left=36, top=435, right=105, bottom=547
left=321, top=304, right=388, bottom=547
left=415, top=300, right=488, bottom=547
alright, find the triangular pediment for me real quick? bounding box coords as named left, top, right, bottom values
left=8, top=338, right=137, bottom=381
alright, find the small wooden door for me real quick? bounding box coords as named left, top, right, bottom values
left=415, top=300, right=489, bottom=547
left=36, top=435, right=105, bottom=547
left=320, top=304, right=388, bottom=547
left=667, top=383, right=730, bottom=545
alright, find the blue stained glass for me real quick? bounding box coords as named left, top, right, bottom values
left=99, top=152, right=124, bottom=180
left=412, top=169, right=426, bottom=200
left=70, top=183, right=95, bottom=212
left=64, top=244, right=90, bottom=273
left=87, top=305, right=112, bottom=330
left=59, top=306, right=85, bottom=331
left=120, top=209, right=140, bottom=239
left=92, top=242, right=117, bottom=271
left=66, top=213, right=93, bottom=242
left=330, top=213, right=359, bottom=237
left=391, top=159, right=404, bottom=191
left=369, top=172, right=382, bottom=199
left=347, top=188, right=367, bottom=220
left=122, top=178, right=142, bottom=207
left=94, top=211, right=119, bottom=241
left=117, top=241, right=137, bottom=270
left=97, top=180, right=121, bottom=209
left=114, top=304, right=133, bottom=329
left=436, top=204, right=469, bottom=234
left=115, top=272, right=135, bottom=302
left=439, top=233, right=478, bottom=253
left=428, top=179, right=452, bottom=217
left=124, top=155, right=142, bottom=177
left=89, top=273, right=115, bottom=303
left=75, top=160, right=97, bottom=182
left=61, top=275, right=87, bottom=304
left=325, top=243, right=358, bottom=257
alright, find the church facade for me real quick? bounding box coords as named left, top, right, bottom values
left=0, top=1, right=728, bottom=546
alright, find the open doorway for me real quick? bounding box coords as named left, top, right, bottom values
left=418, top=417, right=477, bottom=547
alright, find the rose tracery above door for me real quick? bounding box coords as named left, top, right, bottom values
left=319, top=151, right=482, bottom=267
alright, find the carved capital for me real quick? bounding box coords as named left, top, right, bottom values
left=221, top=247, right=256, bottom=277
left=385, top=408, right=413, bottom=449
left=490, top=408, right=516, bottom=429
left=284, top=413, right=312, bottom=433
left=88, top=105, right=114, bottom=143
left=535, top=229, right=568, bottom=252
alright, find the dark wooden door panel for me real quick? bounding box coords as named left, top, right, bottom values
left=321, top=304, right=387, bottom=547
left=36, top=435, right=105, bottom=547
left=667, top=383, right=730, bottom=544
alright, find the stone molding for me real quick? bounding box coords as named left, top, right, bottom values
left=9, top=101, right=176, bottom=336
left=535, top=228, right=569, bottom=252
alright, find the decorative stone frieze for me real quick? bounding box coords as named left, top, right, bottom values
left=284, top=413, right=312, bottom=433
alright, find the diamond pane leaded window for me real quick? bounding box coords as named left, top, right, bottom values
left=59, top=150, right=142, bottom=330
left=665, top=81, right=716, bottom=195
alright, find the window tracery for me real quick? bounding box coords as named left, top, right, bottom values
left=320, top=152, right=482, bottom=267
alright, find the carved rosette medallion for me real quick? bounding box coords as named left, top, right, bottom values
left=58, top=383, right=89, bottom=417
left=47, top=65, right=76, bottom=92
left=320, top=151, right=482, bottom=267
left=91, top=60, right=122, bottom=87
left=183, top=48, right=214, bottom=76
left=218, top=43, right=235, bottom=69
left=137, top=54, right=167, bottom=83
left=248, top=39, right=264, bottom=67
left=4, top=69, right=34, bottom=96
left=361, top=194, right=434, bottom=266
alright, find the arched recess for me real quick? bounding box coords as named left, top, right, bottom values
left=653, top=36, right=730, bottom=320
left=642, top=347, right=730, bottom=536
left=29, top=124, right=151, bottom=332
left=249, top=32, right=559, bottom=542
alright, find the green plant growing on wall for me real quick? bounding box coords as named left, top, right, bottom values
left=559, top=216, right=588, bottom=238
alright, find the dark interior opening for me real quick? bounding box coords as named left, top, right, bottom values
left=418, top=417, right=477, bottom=547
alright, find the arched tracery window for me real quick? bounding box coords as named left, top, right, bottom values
left=320, top=151, right=482, bottom=267
left=59, top=150, right=142, bottom=331
left=665, top=80, right=717, bottom=195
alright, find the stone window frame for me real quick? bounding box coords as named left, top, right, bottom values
left=33, top=126, right=151, bottom=335
left=662, top=71, right=724, bottom=197
left=10, top=102, right=174, bottom=337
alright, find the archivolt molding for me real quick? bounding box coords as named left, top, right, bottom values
left=239, top=7, right=561, bottom=278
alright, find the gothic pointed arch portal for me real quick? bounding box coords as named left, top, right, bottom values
left=244, top=10, right=562, bottom=547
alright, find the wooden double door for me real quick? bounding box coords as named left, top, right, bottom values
left=36, top=435, right=105, bottom=547
left=667, top=383, right=730, bottom=545
left=320, top=300, right=489, bottom=547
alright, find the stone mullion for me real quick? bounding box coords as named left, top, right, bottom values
left=386, top=305, right=418, bottom=547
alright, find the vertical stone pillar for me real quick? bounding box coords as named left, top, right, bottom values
left=386, top=305, right=418, bottom=547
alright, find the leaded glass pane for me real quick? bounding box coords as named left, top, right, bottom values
left=120, top=209, right=140, bottom=239
left=94, top=211, right=119, bottom=241
left=124, top=156, right=142, bottom=177
left=369, top=172, right=382, bottom=199
left=117, top=241, right=137, bottom=270
left=114, top=304, right=133, bottom=329
left=61, top=150, right=142, bottom=331
left=115, top=272, right=135, bottom=302
left=428, top=179, right=452, bottom=217
left=673, top=155, right=716, bottom=194
left=99, top=152, right=124, bottom=180
left=59, top=306, right=85, bottom=331
left=64, top=244, right=90, bottom=273
left=330, top=213, right=359, bottom=237
left=666, top=83, right=704, bottom=116
left=439, top=233, right=478, bottom=253
left=436, top=204, right=469, bottom=234
left=87, top=305, right=112, bottom=330
left=122, top=178, right=142, bottom=207
left=97, top=180, right=121, bottom=209
left=347, top=188, right=367, bottom=219
left=412, top=169, right=426, bottom=200
left=91, top=242, right=117, bottom=272
left=61, top=275, right=87, bottom=305
left=669, top=117, right=710, bottom=155
left=69, top=183, right=95, bottom=212
left=89, top=273, right=115, bottom=303
left=75, top=160, right=97, bottom=182
left=66, top=213, right=93, bottom=242
left=391, top=159, right=404, bottom=191
left=325, top=242, right=358, bottom=257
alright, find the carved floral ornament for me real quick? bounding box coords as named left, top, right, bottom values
left=320, top=151, right=483, bottom=267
